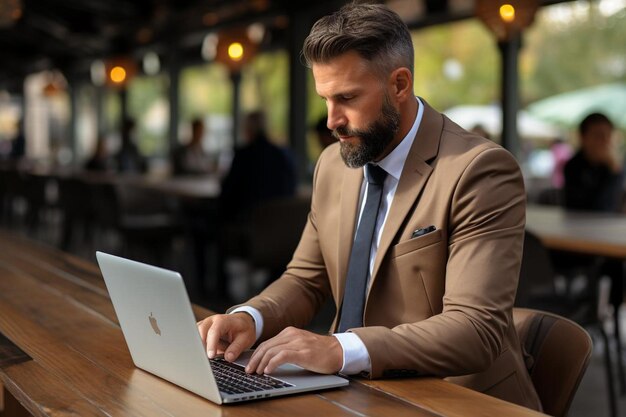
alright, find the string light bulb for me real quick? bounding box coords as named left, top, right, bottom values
left=228, top=42, right=244, bottom=62
left=110, top=66, right=127, bottom=84
left=499, top=4, right=516, bottom=23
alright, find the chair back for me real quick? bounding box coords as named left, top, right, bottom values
left=517, top=230, right=557, bottom=307
left=513, top=308, right=592, bottom=417
left=249, top=195, right=311, bottom=273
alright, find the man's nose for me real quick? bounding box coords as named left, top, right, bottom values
left=326, top=103, right=346, bottom=131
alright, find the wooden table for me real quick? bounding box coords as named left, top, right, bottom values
left=0, top=231, right=544, bottom=417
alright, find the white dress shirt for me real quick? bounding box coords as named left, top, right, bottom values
left=233, top=97, right=424, bottom=375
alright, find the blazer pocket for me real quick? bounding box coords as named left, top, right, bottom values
left=391, top=229, right=443, bottom=258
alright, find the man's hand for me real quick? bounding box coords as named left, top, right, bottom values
left=197, top=313, right=256, bottom=362
left=245, top=327, right=343, bottom=375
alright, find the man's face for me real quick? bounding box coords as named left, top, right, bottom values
left=312, top=52, right=400, bottom=168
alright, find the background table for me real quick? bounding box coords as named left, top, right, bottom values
left=526, top=204, right=626, bottom=258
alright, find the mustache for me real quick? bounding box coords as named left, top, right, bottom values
left=332, top=126, right=362, bottom=139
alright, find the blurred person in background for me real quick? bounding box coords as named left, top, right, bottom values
left=564, top=113, right=623, bottom=212
left=549, top=138, right=572, bottom=189
left=218, top=111, right=297, bottom=296
left=220, top=111, right=296, bottom=219
left=562, top=113, right=624, bottom=363
left=171, top=118, right=213, bottom=176
left=85, top=136, right=113, bottom=172
left=9, top=117, right=26, bottom=161
left=114, top=118, right=147, bottom=174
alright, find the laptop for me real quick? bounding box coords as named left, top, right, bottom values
left=96, top=251, right=348, bottom=404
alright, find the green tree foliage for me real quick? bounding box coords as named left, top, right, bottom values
left=412, top=20, right=499, bottom=111
left=127, top=75, right=168, bottom=156
left=522, top=3, right=626, bottom=105
left=241, top=50, right=289, bottom=145
left=180, top=63, right=232, bottom=119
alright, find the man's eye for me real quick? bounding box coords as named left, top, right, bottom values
left=340, top=95, right=354, bottom=101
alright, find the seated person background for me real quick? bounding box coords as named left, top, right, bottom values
left=114, top=118, right=147, bottom=174
left=84, top=136, right=113, bottom=172
left=564, top=112, right=623, bottom=212
left=219, top=111, right=296, bottom=220
left=218, top=111, right=297, bottom=292
left=171, top=118, right=213, bottom=176
left=562, top=112, right=624, bottom=371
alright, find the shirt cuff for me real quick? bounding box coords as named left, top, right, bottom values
left=333, top=332, right=372, bottom=375
left=229, top=306, right=263, bottom=342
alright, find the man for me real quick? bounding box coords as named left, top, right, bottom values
left=220, top=111, right=296, bottom=219
left=562, top=112, right=624, bottom=387
left=564, top=112, right=623, bottom=212
left=114, top=118, right=147, bottom=173
left=171, top=118, right=213, bottom=176
left=198, top=4, right=540, bottom=410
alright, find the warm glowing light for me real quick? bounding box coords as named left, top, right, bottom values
left=499, top=4, right=516, bottom=23
left=110, top=66, right=127, bottom=83
left=228, top=42, right=244, bottom=61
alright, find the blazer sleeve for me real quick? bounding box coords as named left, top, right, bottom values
left=351, top=147, right=526, bottom=378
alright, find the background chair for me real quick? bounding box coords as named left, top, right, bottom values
left=248, top=195, right=311, bottom=277
left=89, top=181, right=183, bottom=266
left=218, top=195, right=311, bottom=302
left=517, top=230, right=617, bottom=417
left=513, top=308, right=592, bottom=417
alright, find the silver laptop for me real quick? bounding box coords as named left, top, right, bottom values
left=96, top=251, right=348, bottom=404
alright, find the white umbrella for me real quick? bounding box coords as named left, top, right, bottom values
left=443, top=104, right=562, bottom=140
left=526, top=83, right=626, bottom=130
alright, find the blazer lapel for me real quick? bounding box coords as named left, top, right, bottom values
left=368, top=101, right=444, bottom=295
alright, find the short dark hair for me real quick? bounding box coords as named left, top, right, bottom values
left=579, top=112, right=614, bottom=135
left=302, top=3, right=414, bottom=78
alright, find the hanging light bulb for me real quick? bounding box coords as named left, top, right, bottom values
left=228, top=42, right=244, bottom=62
left=499, top=4, right=516, bottom=23
left=475, top=0, right=538, bottom=41
left=110, top=66, right=127, bottom=84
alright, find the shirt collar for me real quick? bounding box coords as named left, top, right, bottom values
left=372, top=97, right=424, bottom=181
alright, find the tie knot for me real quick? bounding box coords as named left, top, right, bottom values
left=365, top=163, right=387, bottom=185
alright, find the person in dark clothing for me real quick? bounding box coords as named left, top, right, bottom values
left=114, top=118, right=147, bottom=174
left=85, top=137, right=113, bottom=172
left=220, top=111, right=296, bottom=219
left=217, top=111, right=297, bottom=289
left=564, top=113, right=623, bottom=212
left=171, top=118, right=213, bottom=176
left=562, top=113, right=625, bottom=384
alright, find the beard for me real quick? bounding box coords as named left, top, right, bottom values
left=334, top=96, right=401, bottom=168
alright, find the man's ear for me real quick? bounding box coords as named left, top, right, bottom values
left=389, top=67, right=413, bottom=103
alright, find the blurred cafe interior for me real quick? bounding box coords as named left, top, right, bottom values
left=0, top=0, right=625, bottom=415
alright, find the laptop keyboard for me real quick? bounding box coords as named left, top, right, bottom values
left=210, top=358, right=294, bottom=394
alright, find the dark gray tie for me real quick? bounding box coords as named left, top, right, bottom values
left=338, top=163, right=387, bottom=332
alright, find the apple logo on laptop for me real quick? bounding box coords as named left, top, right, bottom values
left=149, top=312, right=161, bottom=336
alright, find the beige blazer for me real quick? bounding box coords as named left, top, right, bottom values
left=243, top=101, right=542, bottom=411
